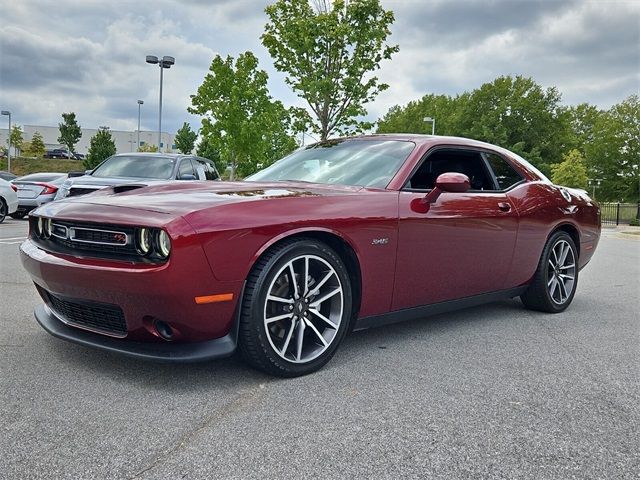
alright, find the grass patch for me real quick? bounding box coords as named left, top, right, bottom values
left=0, top=157, right=84, bottom=177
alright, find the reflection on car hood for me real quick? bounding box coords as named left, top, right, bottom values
left=52, top=180, right=363, bottom=216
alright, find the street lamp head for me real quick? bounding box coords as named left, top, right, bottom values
left=146, top=55, right=159, bottom=64
left=423, top=116, right=434, bottom=122
left=1, top=110, right=10, bottom=116
left=137, top=100, right=144, bottom=105
left=161, top=56, right=175, bottom=67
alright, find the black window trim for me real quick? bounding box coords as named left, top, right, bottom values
left=402, top=145, right=526, bottom=194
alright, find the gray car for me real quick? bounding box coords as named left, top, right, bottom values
left=55, top=153, right=220, bottom=200
left=11, top=172, right=69, bottom=219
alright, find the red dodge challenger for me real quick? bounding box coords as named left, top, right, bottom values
left=21, top=135, right=601, bottom=376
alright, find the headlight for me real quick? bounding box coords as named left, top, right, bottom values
left=36, top=217, right=44, bottom=237
left=157, top=230, right=171, bottom=258
left=136, top=228, right=151, bottom=255
left=44, top=218, right=53, bottom=238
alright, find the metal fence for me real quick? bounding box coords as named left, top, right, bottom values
left=600, top=202, right=640, bottom=226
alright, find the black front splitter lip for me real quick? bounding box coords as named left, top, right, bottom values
left=34, top=304, right=237, bottom=363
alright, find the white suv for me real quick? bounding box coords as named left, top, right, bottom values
left=0, top=178, right=19, bottom=223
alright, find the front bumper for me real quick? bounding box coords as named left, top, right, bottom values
left=35, top=304, right=236, bottom=362
left=21, top=234, right=244, bottom=347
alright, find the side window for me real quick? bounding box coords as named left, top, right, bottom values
left=177, top=159, right=195, bottom=179
left=406, top=149, right=496, bottom=191
left=483, top=153, right=524, bottom=190
left=194, top=158, right=220, bottom=181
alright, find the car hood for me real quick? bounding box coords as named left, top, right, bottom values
left=47, top=180, right=364, bottom=216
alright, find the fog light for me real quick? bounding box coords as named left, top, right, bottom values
left=155, top=320, right=173, bottom=341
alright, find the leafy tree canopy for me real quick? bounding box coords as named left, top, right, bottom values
left=137, top=143, right=158, bottom=152
left=58, top=112, right=82, bottom=159
left=8, top=125, right=23, bottom=154
left=262, top=0, right=398, bottom=140
left=29, top=131, right=46, bottom=158
left=189, top=51, right=297, bottom=179
left=551, top=149, right=588, bottom=189
left=174, top=122, right=198, bottom=154
left=85, top=127, right=116, bottom=169
left=196, top=135, right=223, bottom=173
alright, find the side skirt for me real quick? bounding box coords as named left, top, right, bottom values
left=354, top=286, right=528, bottom=331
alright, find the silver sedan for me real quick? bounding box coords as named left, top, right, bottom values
left=10, top=172, right=68, bottom=219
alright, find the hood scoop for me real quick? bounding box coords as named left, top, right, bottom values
left=112, top=184, right=147, bottom=194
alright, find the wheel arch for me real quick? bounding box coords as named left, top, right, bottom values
left=249, top=228, right=363, bottom=323
left=551, top=222, right=580, bottom=258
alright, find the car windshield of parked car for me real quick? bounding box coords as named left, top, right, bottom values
left=91, top=155, right=176, bottom=179
left=246, top=139, right=415, bottom=188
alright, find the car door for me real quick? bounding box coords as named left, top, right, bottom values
left=392, top=147, right=520, bottom=310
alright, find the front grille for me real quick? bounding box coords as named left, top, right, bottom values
left=31, top=218, right=142, bottom=261
left=72, top=228, right=128, bottom=245
left=68, top=187, right=100, bottom=197
left=39, top=287, right=127, bottom=337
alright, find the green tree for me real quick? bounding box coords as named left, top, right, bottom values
left=137, top=143, right=159, bottom=152
left=456, top=76, right=568, bottom=176
left=58, top=112, right=82, bottom=159
left=9, top=125, right=23, bottom=156
left=189, top=51, right=297, bottom=179
left=377, top=93, right=466, bottom=135
left=262, top=0, right=398, bottom=140
left=29, top=131, right=46, bottom=158
left=85, top=127, right=116, bottom=169
left=584, top=95, right=639, bottom=201
left=174, top=122, right=198, bottom=154
left=551, top=149, right=588, bottom=189
left=196, top=135, right=224, bottom=173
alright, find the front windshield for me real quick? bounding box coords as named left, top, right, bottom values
left=91, top=155, right=176, bottom=179
left=246, top=139, right=415, bottom=188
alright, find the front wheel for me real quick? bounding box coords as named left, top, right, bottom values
left=521, top=231, right=578, bottom=313
left=238, top=238, right=353, bottom=377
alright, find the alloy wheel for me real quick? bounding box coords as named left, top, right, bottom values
left=263, top=254, right=344, bottom=363
left=547, top=239, right=576, bottom=305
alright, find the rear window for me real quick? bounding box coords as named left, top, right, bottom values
left=483, top=153, right=524, bottom=190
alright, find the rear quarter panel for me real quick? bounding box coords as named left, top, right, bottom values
left=505, top=182, right=601, bottom=287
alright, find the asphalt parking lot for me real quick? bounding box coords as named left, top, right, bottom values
left=1, top=218, right=638, bottom=479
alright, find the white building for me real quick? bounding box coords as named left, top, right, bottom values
left=0, top=125, right=178, bottom=155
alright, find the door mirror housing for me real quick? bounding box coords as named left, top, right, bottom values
left=178, top=174, right=197, bottom=181
left=413, top=172, right=471, bottom=213
left=434, top=172, right=470, bottom=193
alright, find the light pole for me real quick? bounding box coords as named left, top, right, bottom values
left=146, top=55, right=175, bottom=152
left=588, top=178, right=602, bottom=199
left=1, top=110, right=11, bottom=173
left=136, top=100, right=144, bottom=151
left=423, top=116, right=435, bottom=135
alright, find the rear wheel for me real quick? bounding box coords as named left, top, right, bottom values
left=521, top=231, right=578, bottom=313
left=238, top=238, right=352, bottom=377
left=0, top=198, right=7, bottom=224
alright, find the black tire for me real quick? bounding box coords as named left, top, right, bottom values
left=0, top=198, right=7, bottom=224
left=10, top=211, right=27, bottom=220
left=521, top=231, right=578, bottom=313
left=238, top=238, right=353, bottom=377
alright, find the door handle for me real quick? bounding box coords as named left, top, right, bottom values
left=498, top=202, right=511, bottom=212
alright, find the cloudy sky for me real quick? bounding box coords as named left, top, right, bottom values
left=0, top=0, right=638, bottom=135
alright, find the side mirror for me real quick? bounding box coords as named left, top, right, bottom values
left=85, top=170, right=93, bottom=176
left=178, top=174, right=197, bottom=181
left=412, top=172, right=471, bottom=213
left=434, top=172, right=470, bottom=193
